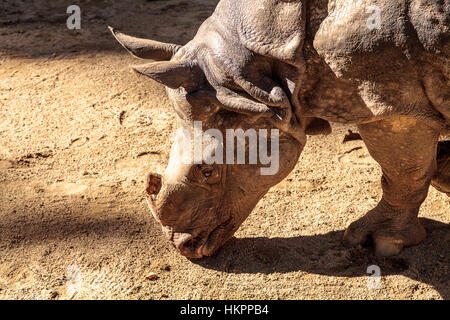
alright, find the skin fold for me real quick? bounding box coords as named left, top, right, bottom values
left=111, top=0, right=449, bottom=258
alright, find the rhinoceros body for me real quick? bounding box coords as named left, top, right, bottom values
left=110, top=0, right=449, bottom=258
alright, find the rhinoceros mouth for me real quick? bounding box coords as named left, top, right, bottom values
left=146, top=195, right=220, bottom=258
left=178, top=231, right=209, bottom=259
left=176, top=223, right=228, bottom=259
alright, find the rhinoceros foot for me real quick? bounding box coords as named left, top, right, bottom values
left=343, top=200, right=427, bottom=256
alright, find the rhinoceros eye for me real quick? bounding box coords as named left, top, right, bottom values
left=202, top=168, right=213, bottom=178
left=195, top=165, right=220, bottom=184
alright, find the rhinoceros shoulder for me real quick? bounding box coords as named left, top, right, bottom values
left=235, top=0, right=306, bottom=65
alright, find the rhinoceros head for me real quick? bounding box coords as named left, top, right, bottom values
left=109, top=21, right=306, bottom=258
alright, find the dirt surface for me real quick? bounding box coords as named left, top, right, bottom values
left=0, top=0, right=448, bottom=300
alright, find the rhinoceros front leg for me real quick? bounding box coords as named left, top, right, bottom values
left=343, top=117, right=440, bottom=256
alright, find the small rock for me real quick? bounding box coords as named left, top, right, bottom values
left=145, top=272, right=158, bottom=281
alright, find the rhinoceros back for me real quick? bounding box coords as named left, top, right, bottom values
left=313, top=0, right=449, bottom=131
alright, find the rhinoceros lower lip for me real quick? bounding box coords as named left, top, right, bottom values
left=178, top=227, right=222, bottom=259
left=179, top=235, right=208, bottom=259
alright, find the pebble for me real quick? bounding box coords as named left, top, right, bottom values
left=145, top=272, right=158, bottom=281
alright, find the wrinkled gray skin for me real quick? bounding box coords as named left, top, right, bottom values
left=111, top=0, right=449, bottom=258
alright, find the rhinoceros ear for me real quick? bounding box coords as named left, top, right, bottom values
left=109, top=26, right=181, bottom=61
left=132, top=61, right=202, bottom=90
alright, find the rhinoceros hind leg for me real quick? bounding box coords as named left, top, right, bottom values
left=343, top=117, right=440, bottom=256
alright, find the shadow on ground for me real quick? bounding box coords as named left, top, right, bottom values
left=197, top=218, right=450, bottom=299
left=0, top=191, right=448, bottom=298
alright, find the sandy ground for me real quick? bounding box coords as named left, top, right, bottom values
left=0, top=0, right=448, bottom=300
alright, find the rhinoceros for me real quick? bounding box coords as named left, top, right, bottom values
left=110, top=0, right=449, bottom=258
